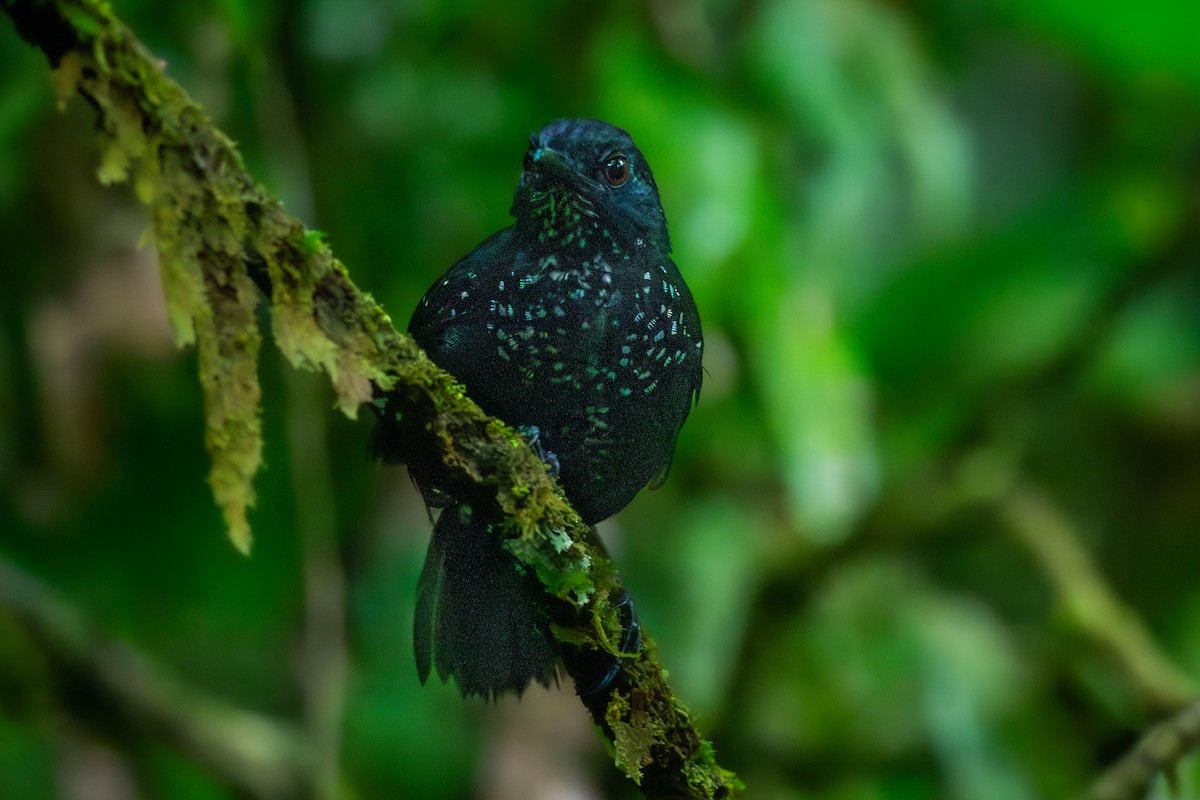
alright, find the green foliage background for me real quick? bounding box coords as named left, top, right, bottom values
left=2, top=0, right=1199, bottom=798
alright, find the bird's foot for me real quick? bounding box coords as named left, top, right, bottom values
left=518, top=425, right=561, bottom=477
left=576, top=588, right=643, bottom=698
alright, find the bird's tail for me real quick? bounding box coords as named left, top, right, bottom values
left=413, top=504, right=559, bottom=700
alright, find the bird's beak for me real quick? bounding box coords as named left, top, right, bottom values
left=527, top=147, right=573, bottom=183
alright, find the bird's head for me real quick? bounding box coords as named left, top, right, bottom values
left=510, top=118, right=671, bottom=253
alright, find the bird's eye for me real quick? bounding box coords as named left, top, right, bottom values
left=602, top=154, right=631, bottom=187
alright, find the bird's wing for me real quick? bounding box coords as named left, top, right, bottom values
left=407, top=227, right=514, bottom=364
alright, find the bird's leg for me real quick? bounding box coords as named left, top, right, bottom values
left=517, top=425, right=561, bottom=477
left=611, top=588, right=643, bottom=656
left=575, top=587, right=643, bottom=698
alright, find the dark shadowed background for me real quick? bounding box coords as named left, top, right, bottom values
left=2, top=0, right=1200, bottom=798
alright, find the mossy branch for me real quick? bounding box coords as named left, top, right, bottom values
left=1, top=0, right=738, bottom=796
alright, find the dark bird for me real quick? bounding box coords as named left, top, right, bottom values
left=374, top=118, right=703, bottom=699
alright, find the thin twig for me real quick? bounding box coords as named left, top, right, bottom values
left=1082, top=699, right=1200, bottom=800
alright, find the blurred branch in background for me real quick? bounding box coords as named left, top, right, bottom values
left=1084, top=698, right=1200, bottom=800
left=254, top=25, right=350, bottom=799
left=0, top=556, right=314, bottom=799
left=287, top=370, right=348, bottom=800
left=998, top=480, right=1195, bottom=713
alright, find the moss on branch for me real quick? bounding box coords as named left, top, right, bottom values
left=1, top=0, right=739, bottom=796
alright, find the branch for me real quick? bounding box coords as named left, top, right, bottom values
left=867, top=446, right=1195, bottom=714
left=997, top=482, right=1196, bottom=712
left=996, top=484, right=1200, bottom=798
left=946, top=454, right=1199, bottom=796
left=0, top=0, right=738, bottom=795
left=1081, top=699, right=1200, bottom=800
